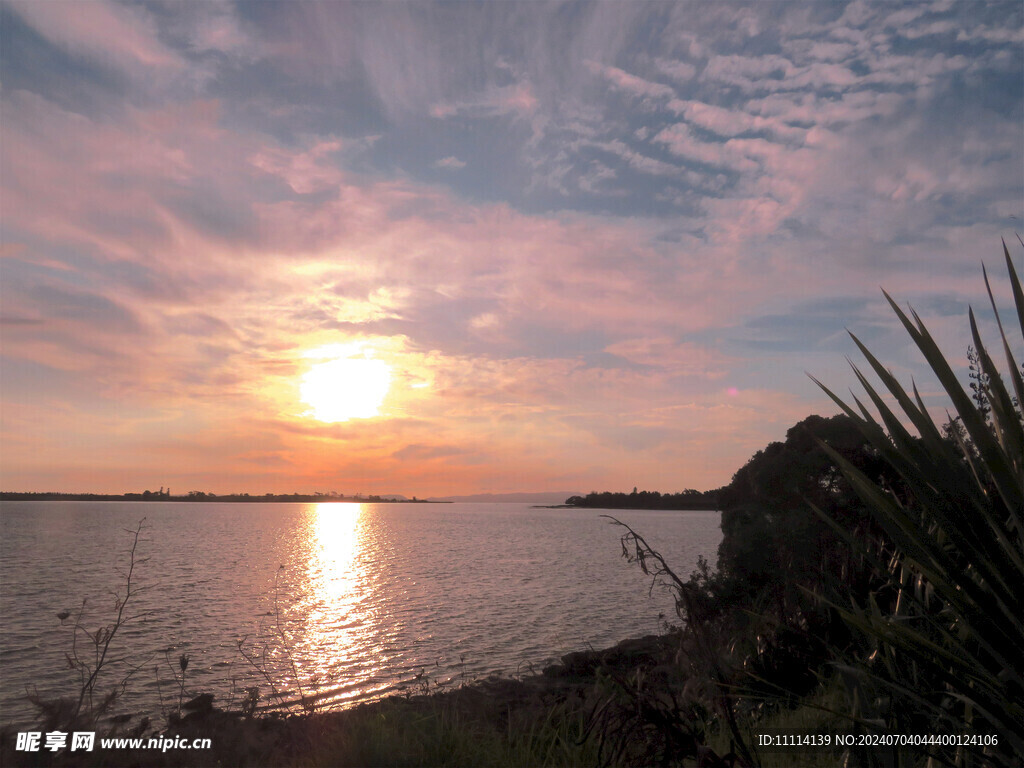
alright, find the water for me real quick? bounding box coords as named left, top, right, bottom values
left=0, top=501, right=720, bottom=725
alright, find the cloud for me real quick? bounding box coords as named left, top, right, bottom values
left=653, top=58, right=698, bottom=83
left=604, top=338, right=731, bottom=378
left=586, top=61, right=675, bottom=101
left=702, top=54, right=795, bottom=89
left=652, top=123, right=797, bottom=177
left=434, top=156, right=467, bottom=170
left=2, top=0, right=1021, bottom=495
left=390, top=443, right=471, bottom=461
left=429, top=82, right=538, bottom=120
left=668, top=99, right=805, bottom=141
left=6, top=0, right=183, bottom=73
left=250, top=140, right=345, bottom=194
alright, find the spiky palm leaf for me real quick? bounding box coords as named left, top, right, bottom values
left=809, top=243, right=1024, bottom=767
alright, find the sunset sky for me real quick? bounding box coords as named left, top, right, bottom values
left=1, top=0, right=1021, bottom=497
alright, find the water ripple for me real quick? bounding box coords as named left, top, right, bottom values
left=1, top=501, right=720, bottom=725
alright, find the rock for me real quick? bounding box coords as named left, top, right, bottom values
left=558, top=650, right=600, bottom=677
left=541, top=633, right=680, bottom=680
left=182, top=693, right=215, bottom=712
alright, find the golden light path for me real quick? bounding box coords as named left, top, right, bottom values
left=299, top=347, right=392, bottom=422
left=312, top=503, right=363, bottom=604
left=289, top=504, right=395, bottom=708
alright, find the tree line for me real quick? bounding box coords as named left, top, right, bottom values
left=564, top=488, right=719, bottom=510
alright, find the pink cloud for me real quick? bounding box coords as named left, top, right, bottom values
left=604, top=337, right=730, bottom=378
left=653, top=58, right=698, bottom=83
left=956, top=26, right=1024, bottom=44
left=434, top=156, right=467, bottom=170
left=7, top=0, right=184, bottom=74
left=668, top=99, right=805, bottom=141
left=251, top=140, right=346, bottom=194
left=806, top=41, right=857, bottom=62
left=702, top=54, right=795, bottom=88
left=746, top=90, right=903, bottom=127
left=652, top=123, right=803, bottom=177
left=592, top=140, right=682, bottom=177
left=586, top=61, right=675, bottom=101
left=653, top=124, right=749, bottom=170
left=1, top=93, right=254, bottom=273
left=429, top=83, right=537, bottom=119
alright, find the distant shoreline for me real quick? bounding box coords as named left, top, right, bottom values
left=1, top=491, right=724, bottom=510
left=0, top=492, right=444, bottom=504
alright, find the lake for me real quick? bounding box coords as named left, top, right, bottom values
left=0, top=501, right=721, bottom=726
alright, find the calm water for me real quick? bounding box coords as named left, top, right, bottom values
left=0, top=501, right=720, bottom=725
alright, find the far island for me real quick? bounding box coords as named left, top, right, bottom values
left=563, top=488, right=720, bottom=510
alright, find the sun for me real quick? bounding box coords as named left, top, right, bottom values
left=300, top=356, right=392, bottom=422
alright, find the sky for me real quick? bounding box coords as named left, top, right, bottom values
left=1, top=0, right=1021, bottom=497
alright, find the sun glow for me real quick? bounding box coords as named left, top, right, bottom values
left=300, top=351, right=392, bottom=422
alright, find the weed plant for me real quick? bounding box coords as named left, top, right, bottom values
left=24, top=520, right=150, bottom=735
left=235, top=564, right=326, bottom=715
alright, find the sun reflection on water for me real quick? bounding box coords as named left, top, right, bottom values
left=288, top=503, right=395, bottom=707
left=311, top=503, right=363, bottom=604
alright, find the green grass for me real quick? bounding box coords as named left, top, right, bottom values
left=2, top=686, right=600, bottom=768
left=299, top=696, right=597, bottom=768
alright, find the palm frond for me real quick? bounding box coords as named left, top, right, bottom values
left=810, top=245, right=1024, bottom=767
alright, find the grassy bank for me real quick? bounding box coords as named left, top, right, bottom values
left=1, top=632, right=849, bottom=767
left=0, top=635, right=647, bottom=767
